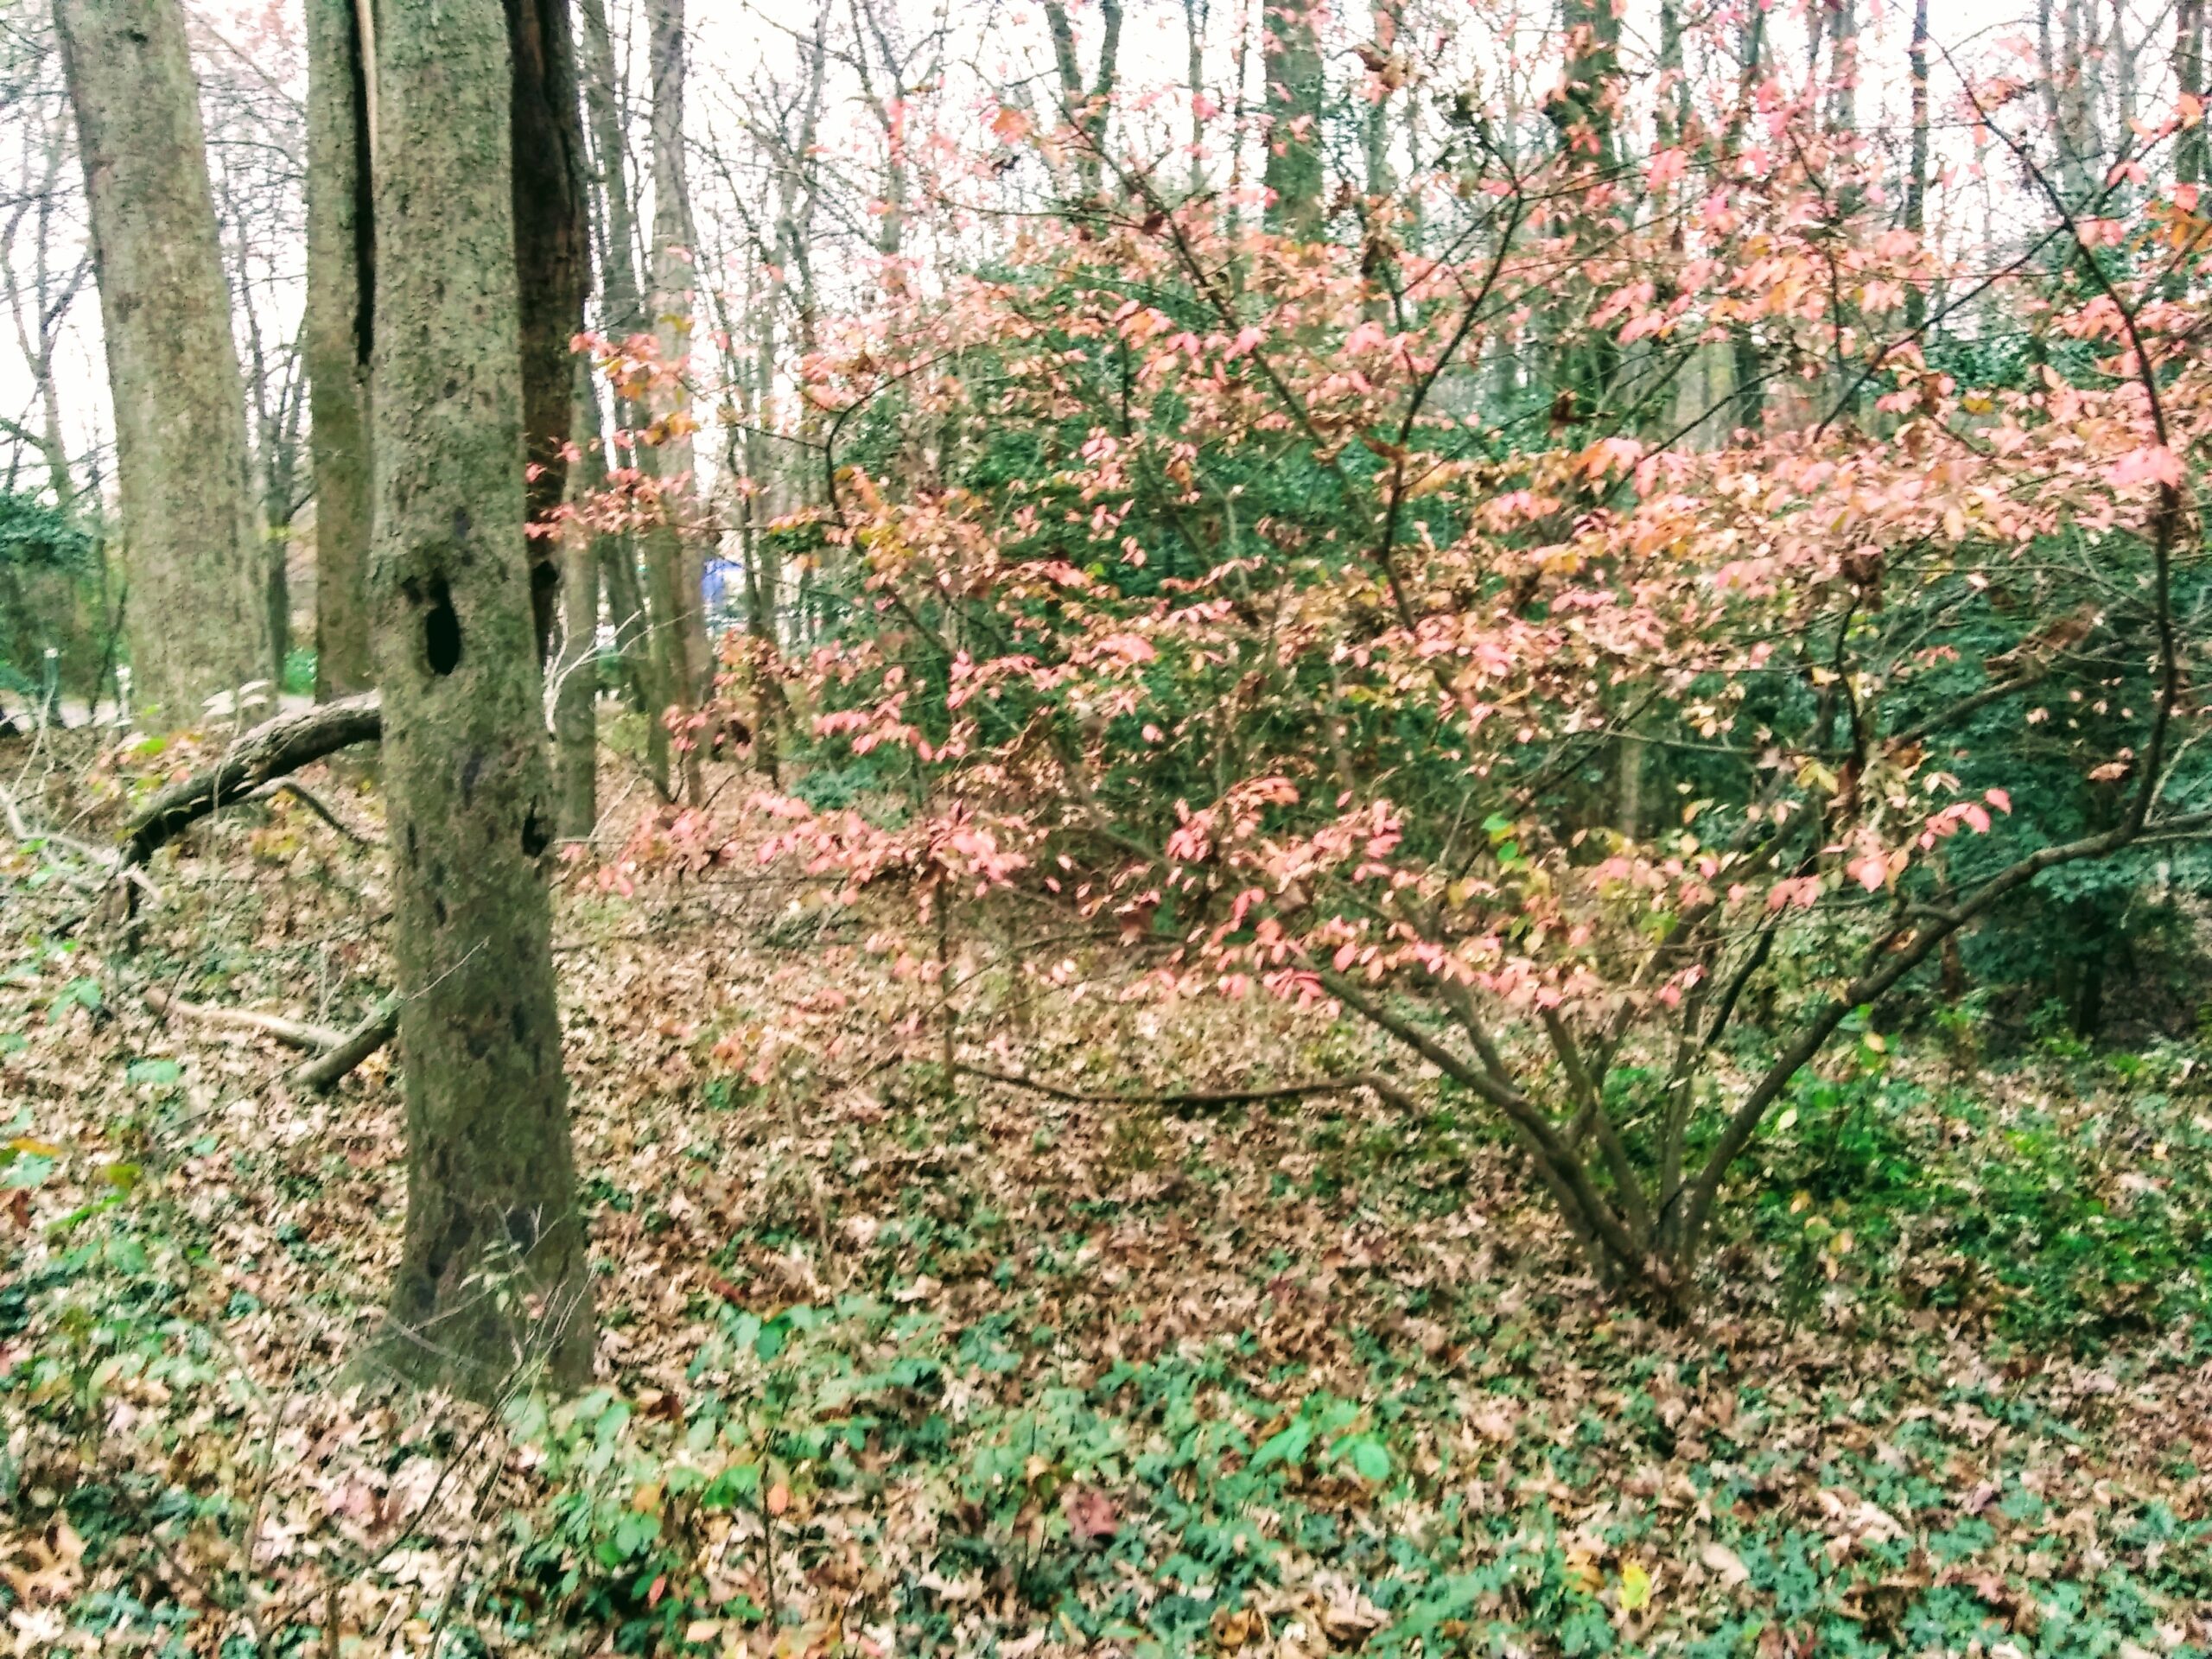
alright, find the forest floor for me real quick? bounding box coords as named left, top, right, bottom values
left=2, top=733, right=2210, bottom=1658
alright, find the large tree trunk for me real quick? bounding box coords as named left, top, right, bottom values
left=56, top=0, right=266, bottom=727
left=1262, top=0, right=1325, bottom=238
left=367, top=0, right=592, bottom=1396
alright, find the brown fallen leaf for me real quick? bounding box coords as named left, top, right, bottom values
left=1065, top=1484, right=1118, bottom=1546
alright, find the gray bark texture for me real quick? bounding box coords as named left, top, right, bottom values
left=555, top=363, right=602, bottom=841
left=644, top=0, right=705, bottom=801
left=56, top=0, right=266, bottom=727
left=306, top=0, right=375, bottom=700
left=505, top=0, right=590, bottom=663
left=367, top=0, right=593, bottom=1395
left=578, top=0, right=675, bottom=791
left=1262, top=0, right=1325, bottom=238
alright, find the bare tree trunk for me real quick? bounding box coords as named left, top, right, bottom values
left=577, top=0, right=672, bottom=793
left=1729, top=3, right=1766, bottom=434
left=0, top=60, right=90, bottom=512
left=507, top=0, right=590, bottom=664
left=366, top=0, right=592, bottom=1396
left=2059, top=0, right=2100, bottom=197
left=56, top=0, right=266, bottom=727
left=555, top=362, right=603, bottom=841
left=644, top=0, right=705, bottom=801
left=1043, top=0, right=1124, bottom=199
left=1552, top=0, right=1623, bottom=416
left=307, top=0, right=374, bottom=701
left=1827, top=0, right=1858, bottom=141
left=850, top=0, right=913, bottom=264
left=1906, top=0, right=1930, bottom=331
left=1184, top=0, right=1209, bottom=196
left=2040, top=0, right=2094, bottom=201
left=1262, top=0, right=1325, bottom=238
left=2178, top=0, right=2206, bottom=189
left=1361, top=0, right=1401, bottom=204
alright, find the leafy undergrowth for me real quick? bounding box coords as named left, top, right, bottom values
left=2, top=746, right=2211, bottom=1657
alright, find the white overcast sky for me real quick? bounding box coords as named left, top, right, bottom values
left=4, top=0, right=2149, bottom=499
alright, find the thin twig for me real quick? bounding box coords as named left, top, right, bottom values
left=956, top=1059, right=1418, bottom=1113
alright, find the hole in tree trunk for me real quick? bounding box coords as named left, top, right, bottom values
left=423, top=577, right=463, bottom=676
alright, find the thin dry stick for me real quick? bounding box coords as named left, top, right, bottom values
left=144, top=986, right=346, bottom=1052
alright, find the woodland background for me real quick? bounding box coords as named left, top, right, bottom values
left=2, top=0, right=2212, bottom=1654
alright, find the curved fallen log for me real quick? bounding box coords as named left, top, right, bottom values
left=120, top=692, right=381, bottom=868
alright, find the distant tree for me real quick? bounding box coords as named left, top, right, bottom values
left=55, top=0, right=264, bottom=726
left=305, top=0, right=373, bottom=701
left=1262, top=0, right=1325, bottom=238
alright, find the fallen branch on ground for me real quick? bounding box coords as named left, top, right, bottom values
left=245, top=778, right=382, bottom=847
left=120, top=692, right=381, bottom=868
left=144, top=986, right=346, bottom=1052
left=956, top=1061, right=1418, bottom=1114
left=289, top=1002, right=399, bottom=1094
left=1, top=779, right=143, bottom=900
left=144, top=986, right=398, bottom=1093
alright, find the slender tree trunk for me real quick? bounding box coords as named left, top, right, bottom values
left=56, top=0, right=266, bottom=727
left=2059, top=0, right=2099, bottom=197
left=506, top=0, right=590, bottom=664
left=1906, top=0, right=1931, bottom=332
left=367, top=0, right=592, bottom=1395
left=1552, top=0, right=1623, bottom=418
left=1361, top=0, right=1401, bottom=204
left=2178, top=0, right=2206, bottom=190
left=1827, top=0, right=1858, bottom=141
left=308, top=0, right=374, bottom=701
left=1730, top=4, right=1766, bottom=434
left=1184, top=0, right=1209, bottom=196
left=555, top=361, right=602, bottom=841
left=1262, top=0, right=1325, bottom=238
left=645, top=0, right=705, bottom=801
left=1043, top=0, right=1124, bottom=200
left=576, top=0, right=670, bottom=787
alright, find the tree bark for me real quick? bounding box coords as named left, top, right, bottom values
left=1905, top=0, right=1930, bottom=331
left=1043, top=0, right=1123, bottom=200
left=366, top=0, right=592, bottom=1395
left=644, top=0, right=705, bottom=801
left=576, top=0, right=669, bottom=781
left=56, top=0, right=266, bottom=727
left=2178, top=0, right=2206, bottom=189
left=307, top=0, right=375, bottom=701
left=1262, top=0, right=1325, bottom=238
left=505, top=0, right=590, bottom=664
left=555, top=363, right=603, bottom=841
